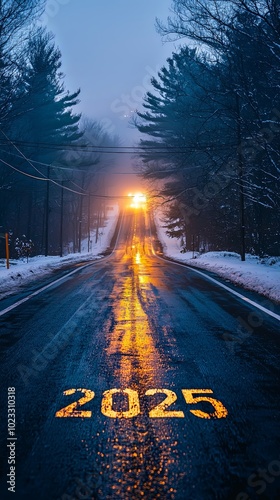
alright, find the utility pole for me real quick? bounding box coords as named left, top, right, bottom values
left=95, top=205, right=100, bottom=244
left=236, top=94, right=246, bottom=262
left=78, top=179, right=85, bottom=253
left=0, top=231, right=9, bottom=269
left=60, top=181, right=64, bottom=257
left=87, top=193, right=91, bottom=253
left=78, top=207, right=82, bottom=253
left=192, top=234, right=195, bottom=259
left=45, top=165, right=50, bottom=257
left=5, top=233, right=9, bottom=269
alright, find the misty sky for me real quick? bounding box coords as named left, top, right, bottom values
left=44, top=0, right=177, bottom=147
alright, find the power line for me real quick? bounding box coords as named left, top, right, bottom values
left=0, top=130, right=135, bottom=198
left=0, top=131, right=229, bottom=192
left=0, top=158, right=131, bottom=199
left=0, top=144, right=227, bottom=176
left=0, top=130, right=49, bottom=181
left=0, top=148, right=139, bottom=175
left=0, top=138, right=238, bottom=153
left=0, top=158, right=50, bottom=182
left=1, top=139, right=237, bottom=150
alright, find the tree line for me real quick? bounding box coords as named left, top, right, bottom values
left=0, top=0, right=118, bottom=258
left=135, top=0, right=280, bottom=259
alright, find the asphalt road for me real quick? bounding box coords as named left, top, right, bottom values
left=0, top=208, right=280, bottom=500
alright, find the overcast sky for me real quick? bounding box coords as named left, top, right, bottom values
left=44, top=0, right=176, bottom=146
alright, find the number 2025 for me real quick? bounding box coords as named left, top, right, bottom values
left=55, top=388, right=228, bottom=420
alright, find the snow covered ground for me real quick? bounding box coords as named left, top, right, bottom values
left=0, top=205, right=119, bottom=299
left=1, top=205, right=279, bottom=306
left=155, top=211, right=280, bottom=304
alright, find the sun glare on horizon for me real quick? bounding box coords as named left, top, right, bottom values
left=128, top=193, right=147, bottom=209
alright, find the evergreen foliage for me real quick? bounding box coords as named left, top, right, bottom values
left=0, top=7, right=119, bottom=257
left=136, top=0, right=280, bottom=257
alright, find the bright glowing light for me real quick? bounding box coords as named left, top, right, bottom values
left=129, top=192, right=147, bottom=209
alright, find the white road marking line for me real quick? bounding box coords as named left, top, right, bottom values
left=0, top=264, right=92, bottom=318
left=155, top=254, right=280, bottom=322
left=0, top=212, right=125, bottom=318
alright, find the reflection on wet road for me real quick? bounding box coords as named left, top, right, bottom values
left=100, top=212, right=177, bottom=498
left=0, top=208, right=280, bottom=500
left=107, top=214, right=161, bottom=389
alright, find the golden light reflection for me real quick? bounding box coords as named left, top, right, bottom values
left=106, top=272, right=158, bottom=387
left=93, top=429, right=180, bottom=499
left=101, top=211, right=179, bottom=499
left=135, top=251, right=141, bottom=265
left=106, top=214, right=159, bottom=388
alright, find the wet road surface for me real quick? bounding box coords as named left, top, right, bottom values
left=0, top=208, right=280, bottom=499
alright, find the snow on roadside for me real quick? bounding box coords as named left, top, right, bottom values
left=154, top=211, right=280, bottom=304
left=0, top=205, right=119, bottom=299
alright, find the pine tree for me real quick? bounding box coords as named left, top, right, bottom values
left=136, top=1, right=280, bottom=257
left=16, top=28, right=82, bottom=158
left=9, top=28, right=83, bottom=255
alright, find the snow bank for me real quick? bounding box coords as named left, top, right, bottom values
left=0, top=205, right=119, bottom=299
left=154, top=211, right=280, bottom=304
